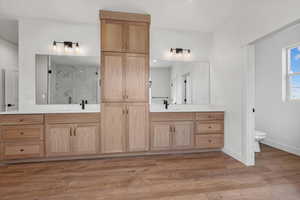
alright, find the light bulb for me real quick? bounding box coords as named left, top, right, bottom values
left=75, top=42, right=80, bottom=53
left=64, top=45, right=69, bottom=52
left=53, top=41, right=57, bottom=51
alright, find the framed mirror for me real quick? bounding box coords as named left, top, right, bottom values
left=35, top=55, right=100, bottom=105
left=150, top=60, right=210, bottom=105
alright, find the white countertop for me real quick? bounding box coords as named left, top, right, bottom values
left=0, top=104, right=225, bottom=115
left=150, top=104, right=225, bottom=112
left=0, top=104, right=101, bottom=115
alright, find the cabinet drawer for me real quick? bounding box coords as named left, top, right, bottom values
left=0, top=115, right=44, bottom=125
left=1, top=125, right=43, bottom=141
left=45, top=113, right=100, bottom=124
left=195, top=134, right=224, bottom=149
left=196, top=122, right=224, bottom=133
left=151, top=113, right=195, bottom=122
left=3, top=142, right=44, bottom=160
left=196, top=112, right=224, bottom=121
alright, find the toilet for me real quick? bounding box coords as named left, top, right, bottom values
left=254, top=130, right=267, bottom=152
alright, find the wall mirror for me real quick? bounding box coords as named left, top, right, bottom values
left=150, top=60, right=210, bottom=105
left=36, top=55, right=100, bottom=105
left=0, top=18, right=19, bottom=112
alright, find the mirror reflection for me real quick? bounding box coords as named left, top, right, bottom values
left=36, top=55, right=100, bottom=105
left=150, top=61, right=210, bottom=105
left=0, top=18, right=19, bottom=112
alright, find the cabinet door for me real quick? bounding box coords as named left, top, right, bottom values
left=101, top=52, right=125, bottom=102
left=127, top=103, right=149, bottom=152
left=172, top=122, right=194, bottom=149
left=151, top=122, right=172, bottom=151
left=127, top=22, right=149, bottom=53
left=101, top=103, right=126, bottom=153
left=46, top=124, right=72, bottom=157
left=101, top=20, right=125, bottom=52
left=72, top=123, right=99, bottom=155
left=125, top=54, right=148, bottom=102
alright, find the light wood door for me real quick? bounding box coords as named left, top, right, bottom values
left=125, top=54, right=148, bottom=102
left=101, top=20, right=125, bottom=52
left=72, top=124, right=99, bottom=155
left=172, top=122, right=193, bottom=149
left=127, top=103, right=149, bottom=152
left=101, top=103, right=126, bottom=153
left=127, top=22, right=149, bottom=53
left=151, top=122, right=172, bottom=151
left=46, top=124, right=72, bottom=157
left=101, top=52, right=124, bottom=102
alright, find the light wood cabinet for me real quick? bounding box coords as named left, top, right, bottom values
left=100, top=11, right=150, bottom=53
left=46, top=124, right=73, bottom=157
left=2, top=141, right=44, bottom=160
left=151, top=121, right=193, bottom=151
left=101, top=53, right=148, bottom=103
left=172, top=122, right=193, bottom=149
left=195, top=134, right=224, bottom=149
left=101, top=103, right=126, bottom=154
left=151, top=122, right=172, bottom=151
left=101, top=20, right=125, bottom=52
left=101, top=52, right=125, bottom=102
left=127, top=103, right=149, bottom=152
left=101, top=103, right=149, bottom=153
left=127, top=22, right=149, bottom=53
left=46, top=123, right=99, bottom=157
left=125, top=54, right=148, bottom=102
left=72, top=124, right=99, bottom=155
left=0, top=114, right=45, bottom=161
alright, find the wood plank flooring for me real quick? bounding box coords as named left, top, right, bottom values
left=0, top=145, right=300, bottom=200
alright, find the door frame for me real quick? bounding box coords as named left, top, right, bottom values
left=242, top=44, right=255, bottom=166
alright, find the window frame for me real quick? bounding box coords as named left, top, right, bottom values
left=284, top=45, right=300, bottom=101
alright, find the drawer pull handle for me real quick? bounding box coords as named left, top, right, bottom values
left=19, top=119, right=24, bottom=122
left=20, top=132, right=24, bottom=135
left=20, top=149, right=25, bottom=152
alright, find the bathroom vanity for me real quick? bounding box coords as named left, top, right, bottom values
left=0, top=110, right=224, bottom=163
left=0, top=10, right=225, bottom=164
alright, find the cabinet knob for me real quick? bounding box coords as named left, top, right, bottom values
left=20, top=132, right=24, bottom=135
left=19, top=119, right=24, bottom=122
left=20, top=149, right=24, bottom=152
left=208, top=140, right=212, bottom=143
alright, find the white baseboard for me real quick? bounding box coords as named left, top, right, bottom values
left=222, top=148, right=244, bottom=164
left=262, top=139, right=300, bottom=156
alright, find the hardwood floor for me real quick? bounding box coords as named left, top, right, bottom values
left=0, top=145, right=300, bottom=200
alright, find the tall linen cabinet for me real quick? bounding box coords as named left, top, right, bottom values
left=100, top=11, right=150, bottom=154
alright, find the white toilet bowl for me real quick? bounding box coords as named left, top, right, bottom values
left=254, top=130, right=267, bottom=152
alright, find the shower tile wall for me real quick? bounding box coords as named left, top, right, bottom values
left=50, top=64, right=98, bottom=104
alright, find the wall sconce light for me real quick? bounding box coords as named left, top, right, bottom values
left=170, top=48, right=191, bottom=56
left=52, top=41, right=80, bottom=53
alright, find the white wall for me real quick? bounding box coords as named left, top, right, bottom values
left=212, top=0, right=300, bottom=164
left=0, top=37, right=18, bottom=111
left=18, top=19, right=100, bottom=112
left=255, top=23, right=300, bottom=156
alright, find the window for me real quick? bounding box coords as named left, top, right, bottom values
left=286, top=46, right=300, bottom=100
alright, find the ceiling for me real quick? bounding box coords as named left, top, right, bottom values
left=0, top=0, right=236, bottom=32
left=0, top=18, right=18, bottom=44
